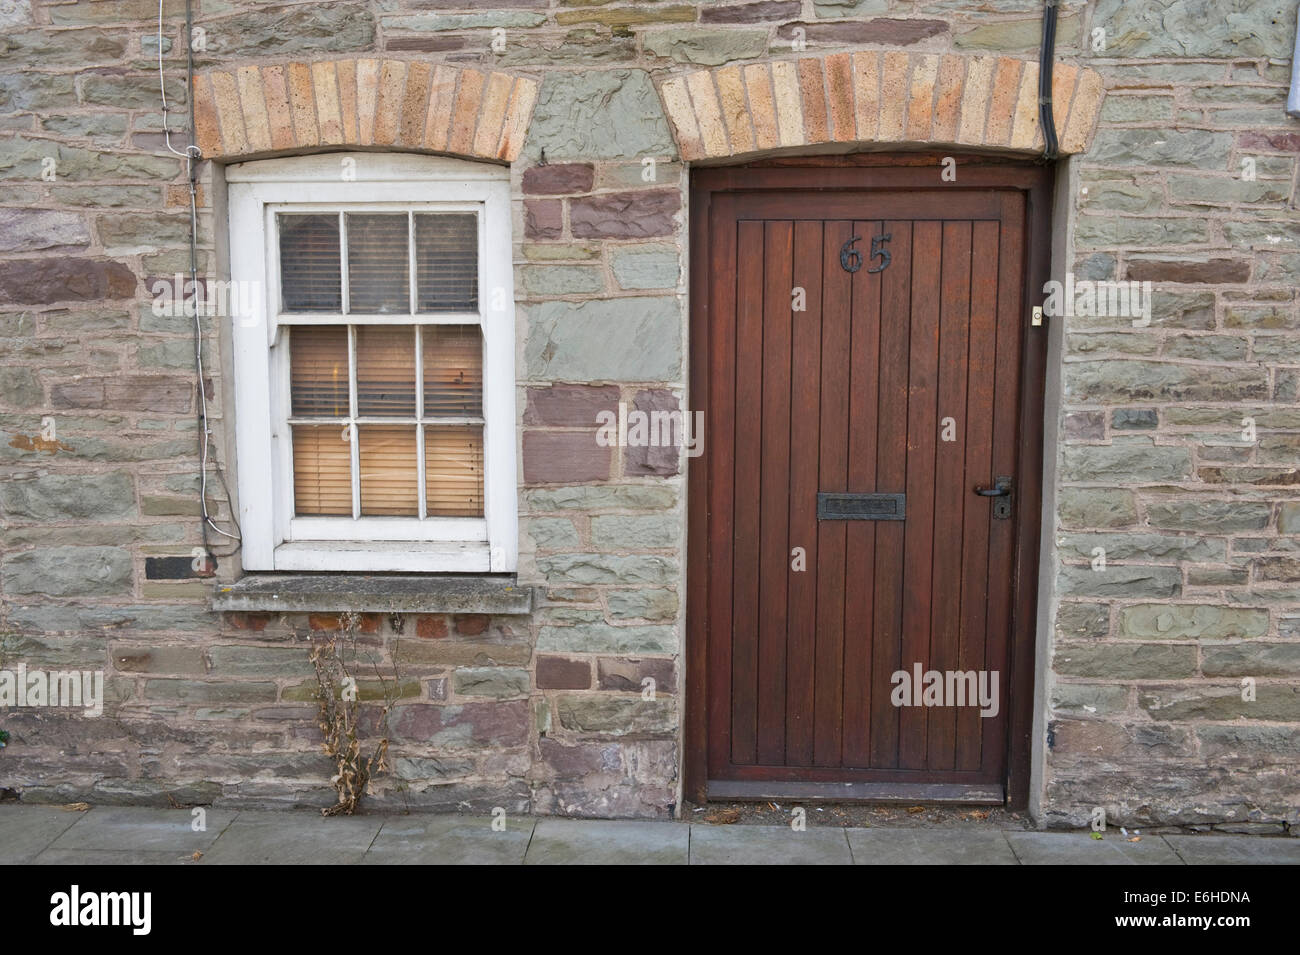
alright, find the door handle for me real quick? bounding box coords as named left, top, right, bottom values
left=974, top=477, right=1013, bottom=519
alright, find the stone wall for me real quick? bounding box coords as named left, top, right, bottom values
left=0, top=0, right=1298, bottom=828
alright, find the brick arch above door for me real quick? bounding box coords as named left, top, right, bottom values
left=656, top=51, right=1105, bottom=162
left=192, top=58, right=539, bottom=163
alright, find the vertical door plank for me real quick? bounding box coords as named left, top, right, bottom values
left=814, top=220, right=851, bottom=766
left=926, top=220, right=972, bottom=770
left=785, top=219, right=823, bottom=767
left=757, top=220, right=793, bottom=765
left=981, top=198, right=1025, bottom=774
left=899, top=219, right=942, bottom=771
left=707, top=203, right=740, bottom=775
left=955, top=219, right=999, bottom=772
left=842, top=219, right=883, bottom=768
left=869, top=220, right=912, bottom=769
left=729, top=218, right=765, bottom=766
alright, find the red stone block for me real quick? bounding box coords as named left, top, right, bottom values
left=524, top=384, right=619, bottom=428
left=522, top=162, right=594, bottom=195
left=416, top=614, right=449, bottom=639
left=537, top=655, right=591, bottom=689
left=524, top=198, right=563, bottom=239
left=523, top=430, right=612, bottom=484
left=454, top=613, right=490, bottom=636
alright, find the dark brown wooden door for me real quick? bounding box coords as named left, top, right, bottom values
left=688, top=160, right=1051, bottom=806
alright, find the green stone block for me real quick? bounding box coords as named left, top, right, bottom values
left=524, top=69, right=675, bottom=162
left=1, top=545, right=132, bottom=596
left=453, top=667, right=531, bottom=699
left=590, top=514, right=680, bottom=549
left=1064, top=361, right=1267, bottom=403
left=611, top=246, right=680, bottom=290
left=0, top=471, right=135, bottom=521
left=1075, top=215, right=1212, bottom=247
left=1050, top=683, right=1130, bottom=717
left=521, top=264, right=606, bottom=296
left=643, top=28, right=769, bottom=66
left=380, top=12, right=546, bottom=30
left=1118, top=604, right=1269, bottom=640
left=208, top=645, right=312, bottom=677
left=554, top=694, right=676, bottom=735
left=1196, top=641, right=1300, bottom=680
left=1140, top=685, right=1300, bottom=721
left=1057, top=565, right=1182, bottom=599
left=1055, top=488, right=1138, bottom=527
left=1099, top=95, right=1174, bottom=123
left=1055, top=601, right=1111, bottom=640
left=1144, top=500, right=1271, bottom=532
left=537, top=622, right=676, bottom=654
left=535, top=554, right=678, bottom=586
left=1055, top=643, right=1197, bottom=679
left=1086, top=128, right=1234, bottom=168
left=955, top=14, right=1079, bottom=51
left=1057, top=533, right=1225, bottom=563
left=607, top=588, right=679, bottom=621
left=1081, top=180, right=1164, bottom=213
left=1093, top=0, right=1295, bottom=57
left=527, top=517, right=581, bottom=550
left=1060, top=439, right=1192, bottom=483
left=526, top=296, right=682, bottom=381
left=525, top=485, right=677, bottom=511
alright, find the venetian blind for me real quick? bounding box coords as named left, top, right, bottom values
left=280, top=208, right=484, bottom=524
left=288, top=325, right=485, bottom=520
left=279, top=214, right=341, bottom=312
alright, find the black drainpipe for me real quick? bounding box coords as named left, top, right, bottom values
left=1038, top=0, right=1060, bottom=162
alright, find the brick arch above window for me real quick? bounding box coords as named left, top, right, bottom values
left=192, top=59, right=539, bottom=163
left=656, top=51, right=1105, bottom=162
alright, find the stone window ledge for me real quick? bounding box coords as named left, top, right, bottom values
left=211, top=574, right=534, bottom=615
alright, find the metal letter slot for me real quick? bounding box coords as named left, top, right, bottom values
left=817, top=492, right=906, bottom=521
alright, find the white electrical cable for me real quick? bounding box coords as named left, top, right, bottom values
left=157, top=0, right=240, bottom=545
left=158, top=0, right=200, bottom=160
left=191, top=171, right=239, bottom=544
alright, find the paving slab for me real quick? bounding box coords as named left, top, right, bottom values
left=525, top=819, right=688, bottom=865
left=198, top=810, right=384, bottom=865
left=1007, top=831, right=1184, bottom=865
left=1164, top=835, right=1300, bottom=865
left=47, top=805, right=236, bottom=853
left=690, top=824, right=852, bottom=865
left=35, top=848, right=203, bottom=865
left=0, top=805, right=84, bottom=863
left=847, top=828, right=1018, bottom=864
left=363, top=815, right=534, bottom=864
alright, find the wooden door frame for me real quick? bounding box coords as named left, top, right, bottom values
left=685, top=153, right=1054, bottom=809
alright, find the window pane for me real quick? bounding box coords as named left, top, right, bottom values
left=279, top=214, right=341, bottom=312
left=347, top=213, right=409, bottom=313
left=355, top=324, right=416, bottom=416
left=292, top=424, right=352, bottom=516
left=425, top=425, right=483, bottom=517
left=423, top=324, right=483, bottom=417
left=359, top=425, right=418, bottom=516
left=416, top=214, right=477, bottom=312
left=290, top=326, right=349, bottom=417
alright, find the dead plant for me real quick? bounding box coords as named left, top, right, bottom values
left=309, top=611, right=401, bottom=815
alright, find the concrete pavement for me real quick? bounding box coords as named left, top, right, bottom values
left=1, top=804, right=1297, bottom=865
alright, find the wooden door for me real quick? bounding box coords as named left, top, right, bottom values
left=687, top=159, right=1052, bottom=807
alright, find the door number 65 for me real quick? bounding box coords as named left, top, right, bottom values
left=839, top=233, right=892, bottom=274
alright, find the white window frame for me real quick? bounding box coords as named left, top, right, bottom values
left=226, top=153, right=517, bottom=573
